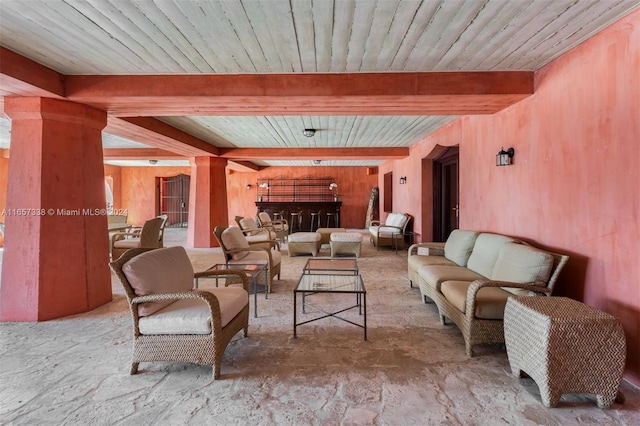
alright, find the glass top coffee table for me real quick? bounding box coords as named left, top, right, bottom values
left=293, top=272, right=366, bottom=340
left=303, top=258, right=358, bottom=275
left=196, top=263, right=267, bottom=318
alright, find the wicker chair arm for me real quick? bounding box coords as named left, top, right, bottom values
left=193, top=270, right=249, bottom=291
left=376, top=225, right=403, bottom=237
left=408, top=242, right=445, bottom=256
left=465, top=279, right=551, bottom=317
left=111, top=231, right=139, bottom=245
left=239, top=227, right=269, bottom=236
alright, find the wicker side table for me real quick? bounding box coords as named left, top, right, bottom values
left=504, top=296, right=626, bottom=408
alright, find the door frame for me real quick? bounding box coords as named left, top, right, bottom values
left=432, top=146, right=459, bottom=242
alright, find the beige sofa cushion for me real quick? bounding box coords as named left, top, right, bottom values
left=418, top=265, right=484, bottom=292
left=492, top=243, right=554, bottom=296
left=138, top=287, right=248, bottom=335
left=122, top=246, right=194, bottom=317
left=440, top=280, right=511, bottom=320
left=409, top=254, right=456, bottom=272
left=466, top=233, right=518, bottom=278
left=221, top=227, right=250, bottom=260
left=444, top=230, right=480, bottom=266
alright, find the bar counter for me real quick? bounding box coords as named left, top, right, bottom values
left=256, top=201, right=342, bottom=230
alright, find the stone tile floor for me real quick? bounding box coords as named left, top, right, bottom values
left=1, top=228, right=639, bottom=425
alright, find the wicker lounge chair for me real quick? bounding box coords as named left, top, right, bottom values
left=110, top=246, right=250, bottom=379
left=214, top=226, right=281, bottom=293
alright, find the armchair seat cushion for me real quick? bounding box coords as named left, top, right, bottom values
left=418, top=265, right=484, bottom=292
left=440, top=280, right=511, bottom=320
left=123, top=246, right=194, bottom=316
left=138, top=287, right=248, bottom=335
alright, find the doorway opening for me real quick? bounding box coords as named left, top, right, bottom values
left=432, top=146, right=459, bottom=241
left=157, top=174, right=190, bottom=228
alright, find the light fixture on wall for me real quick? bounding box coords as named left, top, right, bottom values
left=399, top=176, right=407, bottom=184
left=496, top=147, right=515, bottom=166
left=303, top=128, right=316, bottom=137
left=246, top=184, right=252, bottom=190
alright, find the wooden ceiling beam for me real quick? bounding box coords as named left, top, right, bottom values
left=65, top=72, right=533, bottom=116
left=105, top=117, right=218, bottom=157
left=218, top=147, right=409, bottom=160
left=103, top=148, right=185, bottom=160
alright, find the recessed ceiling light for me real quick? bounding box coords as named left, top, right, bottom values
left=303, top=128, right=316, bottom=137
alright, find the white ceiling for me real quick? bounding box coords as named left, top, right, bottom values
left=1, top=0, right=639, bottom=167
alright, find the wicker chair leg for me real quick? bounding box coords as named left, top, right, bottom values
left=213, top=362, right=221, bottom=380
left=243, top=327, right=248, bottom=338
left=440, top=315, right=447, bottom=325
left=465, top=342, right=474, bottom=357
left=130, top=362, right=139, bottom=375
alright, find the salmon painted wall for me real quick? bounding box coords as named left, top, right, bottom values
left=378, top=119, right=461, bottom=242
left=119, top=166, right=190, bottom=226
left=226, top=166, right=378, bottom=228
left=386, top=10, right=640, bottom=385
left=0, top=154, right=9, bottom=246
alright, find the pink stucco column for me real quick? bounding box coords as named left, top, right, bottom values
left=187, top=156, right=228, bottom=248
left=0, top=97, right=111, bottom=321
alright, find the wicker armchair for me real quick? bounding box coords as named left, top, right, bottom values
left=234, top=215, right=277, bottom=248
left=110, top=247, right=250, bottom=379
left=257, top=211, right=289, bottom=242
left=111, top=217, right=164, bottom=260
left=369, top=213, right=412, bottom=250
left=214, top=226, right=281, bottom=293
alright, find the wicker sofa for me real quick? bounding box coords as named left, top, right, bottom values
left=408, top=230, right=569, bottom=356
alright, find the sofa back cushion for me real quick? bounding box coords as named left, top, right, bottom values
left=221, top=227, right=251, bottom=260
left=492, top=243, right=554, bottom=295
left=467, top=233, right=518, bottom=278
left=444, top=230, right=480, bottom=266
left=122, top=246, right=194, bottom=317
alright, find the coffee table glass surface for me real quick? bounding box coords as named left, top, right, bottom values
left=294, top=273, right=366, bottom=340
left=303, top=258, right=358, bottom=275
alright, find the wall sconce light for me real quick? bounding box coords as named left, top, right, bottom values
left=496, top=147, right=515, bottom=166
left=399, top=176, right=407, bottom=184
left=246, top=184, right=252, bottom=190
left=303, top=128, right=316, bottom=137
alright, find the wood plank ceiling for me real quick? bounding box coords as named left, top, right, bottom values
left=1, top=0, right=639, bottom=167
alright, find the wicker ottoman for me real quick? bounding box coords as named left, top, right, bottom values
left=504, top=296, right=626, bottom=408
left=330, top=232, right=363, bottom=257
left=316, top=227, right=346, bottom=245
left=288, top=232, right=322, bottom=257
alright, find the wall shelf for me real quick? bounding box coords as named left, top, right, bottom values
left=257, top=176, right=337, bottom=202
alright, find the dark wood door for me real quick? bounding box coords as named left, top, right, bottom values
left=433, top=147, right=459, bottom=242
